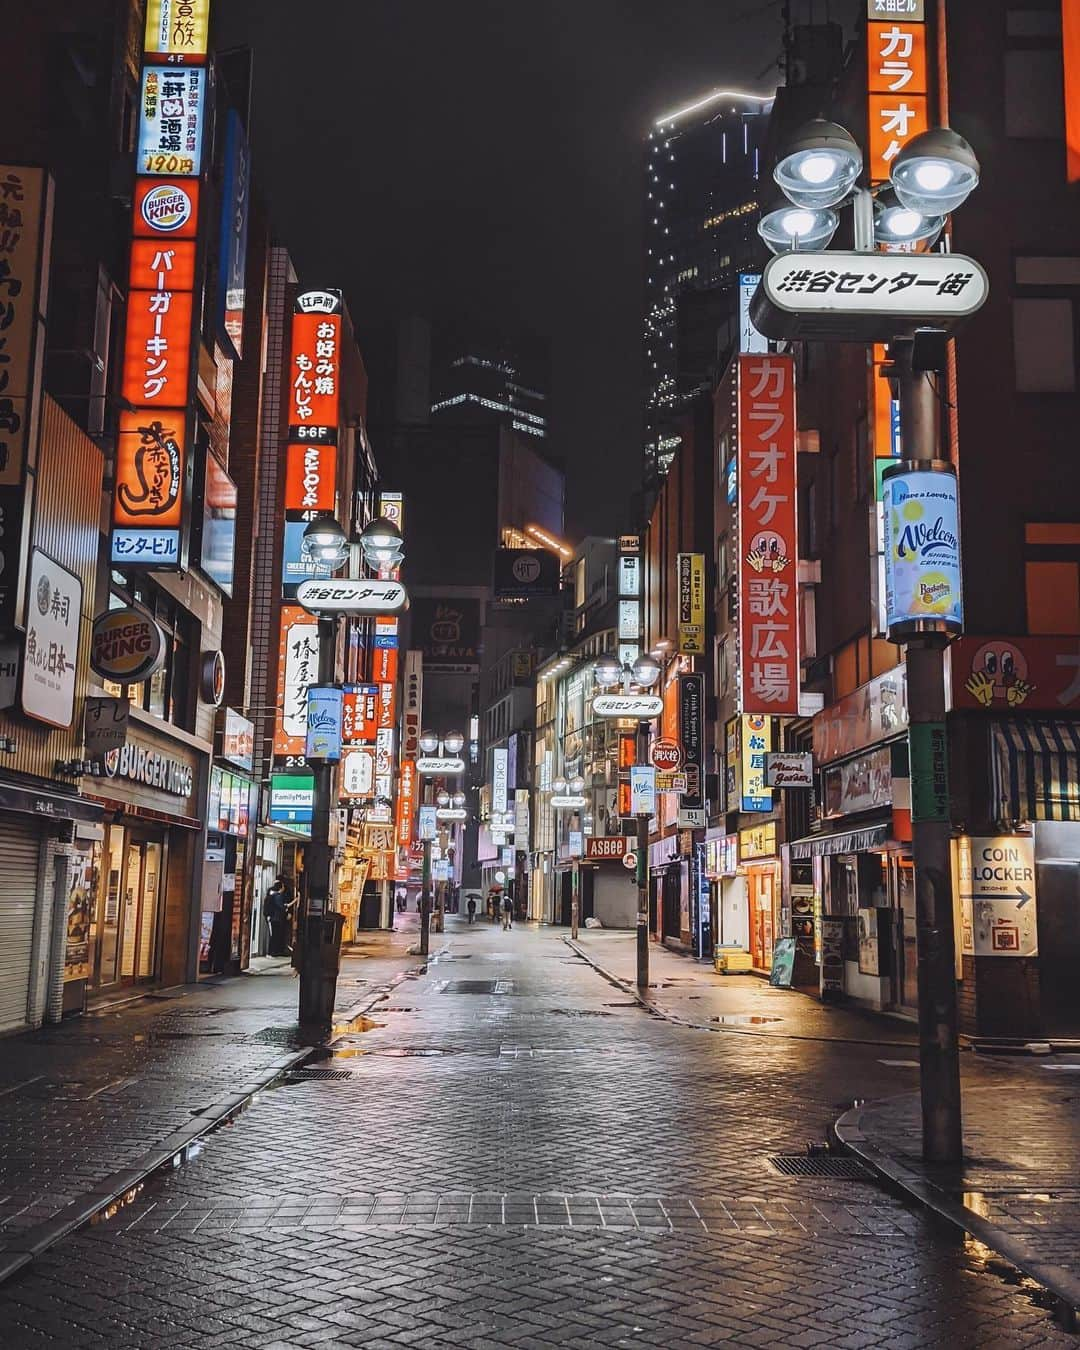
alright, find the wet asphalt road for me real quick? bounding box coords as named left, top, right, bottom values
left=0, top=921, right=1071, bottom=1348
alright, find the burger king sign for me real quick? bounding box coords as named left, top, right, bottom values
left=91, top=607, right=166, bottom=684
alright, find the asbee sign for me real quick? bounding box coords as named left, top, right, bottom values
left=296, top=578, right=409, bottom=615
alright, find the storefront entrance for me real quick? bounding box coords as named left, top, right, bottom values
left=89, top=827, right=164, bottom=990
left=747, top=862, right=780, bottom=972
left=888, top=853, right=918, bottom=1013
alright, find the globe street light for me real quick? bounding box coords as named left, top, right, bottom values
left=593, top=653, right=623, bottom=689
left=631, top=652, right=662, bottom=689
left=302, top=516, right=350, bottom=566
left=773, top=119, right=862, bottom=209
left=890, top=127, right=980, bottom=217
left=419, top=730, right=439, bottom=755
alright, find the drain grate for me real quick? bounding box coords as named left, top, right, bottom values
left=440, top=980, right=514, bottom=995
left=767, top=1153, right=874, bottom=1180
left=286, top=1068, right=355, bottom=1082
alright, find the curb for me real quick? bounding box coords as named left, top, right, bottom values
left=564, top=937, right=919, bottom=1048
left=834, top=1100, right=1080, bottom=1330
left=0, top=956, right=431, bottom=1288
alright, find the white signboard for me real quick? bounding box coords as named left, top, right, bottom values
left=957, top=835, right=1037, bottom=957
left=21, top=550, right=82, bottom=729
left=137, top=66, right=205, bottom=177
left=630, top=766, right=656, bottom=816
left=281, top=614, right=319, bottom=740
left=296, top=578, right=409, bottom=614
left=593, top=693, right=664, bottom=719
left=492, top=746, right=509, bottom=814
left=618, top=555, right=640, bottom=598
left=618, top=599, right=640, bottom=641
left=417, top=755, right=465, bottom=775
left=678, top=807, right=707, bottom=829
left=754, top=251, right=989, bottom=342
left=340, top=747, right=375, bottom=798
left=418, top=805, right=437, bottom=841
left=738, top=272, right=768, bottom=353
left=765, top=752, right=814, bottom=788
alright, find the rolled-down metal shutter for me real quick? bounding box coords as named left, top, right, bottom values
left=0, top=815, right=42, bottom=1033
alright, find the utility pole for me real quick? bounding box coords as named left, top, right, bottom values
left=890, top=337, right=963, bottom=1164
left=635, top=717, right=650, bottom=991
left=299, top=615, right=339, bottom=1027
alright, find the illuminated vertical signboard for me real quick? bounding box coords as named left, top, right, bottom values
left=736, top=354, right=799, bottom=716
left=866, top=1, right=929, bottom=184
left=112, top=3, right=209, bottom=568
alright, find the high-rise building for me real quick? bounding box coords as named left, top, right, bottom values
left=429, top=328, right=548, bottom=440
left=644, top=89, right=773, bottom=486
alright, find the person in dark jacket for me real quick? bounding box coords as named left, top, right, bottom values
left=265, top=875, right=293, bottom=955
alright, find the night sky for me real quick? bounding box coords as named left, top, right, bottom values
left=214, top=1, right=787, bottom=537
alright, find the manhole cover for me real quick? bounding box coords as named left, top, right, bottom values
left=767, top=1154, right=874, bottom=1180
left=440, top=980, right=514, bottom=995
left=286, top=1068, right=355, bottom=1082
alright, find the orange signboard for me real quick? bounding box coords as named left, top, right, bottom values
left=129, top=238, right=197, bottom=291
left=396, top=758, right=417, bottom=848
left=1065, top=0, right=1080, bottom=181
left=113, top=411, right=186, bottom=529
left=121, top=286, right=194, bottom=409
left=342, top=686, right=378, bottom=743
left=372, top=644, right=398, bottom=685
left=377, top=682, right=396, bottom=731
left=284, top=442, right=337, bottom=513
left=737, top=353, right=799, bottom=716
left=288, top=311, right=341, bottom=432
left=868, top=95, right=928, bottom=183
left=867, top=21, right=927, bottom=94
left=133, top=178, right=200, bottom=238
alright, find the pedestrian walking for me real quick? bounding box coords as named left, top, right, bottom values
left=265, top=875, right=293, bottom=955
left=501, top=892, right=514, bottom=931
left=467, top=896, right=476, bottom=924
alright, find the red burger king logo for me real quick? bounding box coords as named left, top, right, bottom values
left=134, top=179, right=199, bottom=239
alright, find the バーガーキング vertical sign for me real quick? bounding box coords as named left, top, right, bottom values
left=111, top=1, right=210, bottom=568
left=737, top=353, right=799, bottom=717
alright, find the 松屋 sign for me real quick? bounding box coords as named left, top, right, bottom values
left=296, top=579, right=408, bottom=615
left=751, top=252, right=989, bottom=344
left=737, top=354, right=799, bottom=715
left=882, top=464, right=963, bottom=639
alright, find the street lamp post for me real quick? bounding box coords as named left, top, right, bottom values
left=754, top=120, right=982, bottom=1163
left=417, top=729, right=465, bottom=955
left=298, top=517, right=351, bottom=1029
left=550, top=774, right=587, bottom=937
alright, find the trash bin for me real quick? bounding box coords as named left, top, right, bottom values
left=300, top=911, right=345, bottom=1025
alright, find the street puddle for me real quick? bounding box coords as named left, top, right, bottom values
left=328, top=1046, right=447, bottom=1058
left=331, top=1013, right=383, bottom=1036
left=711, top=1014, right=783, bottom=1026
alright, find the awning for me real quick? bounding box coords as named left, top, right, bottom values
left=0, top=780, right=104, bottom=825
left=788, top=821, right=891, bottom=859
left=991, top=720, right=1080, bottom=825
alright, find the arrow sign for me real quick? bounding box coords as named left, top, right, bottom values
left=960, top=886, right=1032, bottom=907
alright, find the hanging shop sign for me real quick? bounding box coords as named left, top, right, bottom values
left=492, top=746, right=509, bottom=814
left=417, top=755, right=465, bottom=775
left=288, top=289, right=342, bottom=439
left=585, top=836, right=628, bottom=862
left=882, top=463, right=963, bottom=640
left=296, top=578, right=408, bottom=615
left=199, top=649, right=225, bottom=706
left=676, top=553, right=706, bottom=655
left=111, top=412, right=187, bottom=566
left=136, top=66, right=206, bottom=177
left=90, top=606, right=165, bottom=683
left=143, top=0, right=211, bottom=62
left=765, top=751, right=814, bottom=788
left=342, top=684, right=378, bottom=742
left=678, top=672, right=706, bottom=819
left=274, top=605, right=319, bottom=755
left=866, top=0, right=927, bottom=181
left=738, top=713, right=773, bottom=811
left=751, top=252, right=989, bottom=344
left=593, top=693, right=664, bottom=719
left=550, top=794, right=587, bottom=809
left=739, top=821, right=777, bottom=860
left=618, top=553, right=640, bottom=598
left=436, top=808, right=467, bottom=822
left=629, top=766, right=656, bottom=816
left=956, top=834, right=1037, bottom=957
left=492, top=548, right=560, bottom=600
left=21, top=550, right=82, bottom=730
left=84, top=697, right=130, bottom=758
left=339, top=746, right=375, bottom=798
left=121, top=243, right=196, bottom=408
left=134, top=178, right=199, bottom=238
left=949, top=636, right=1080, bottom=712
left=217, top=110, right=250, bottom=358
left=220, top=706, right=254, bottom=772
left=284, top=442, right=337, bottom=514
left=269, top=771, right=314, bottom=825
left=650, top=737, right=683, bottom=771
left=822, top=745, right=892, bottom=818
left=305, top=685, right=343, bottom=761
left=737, top=354, right=799, bottom=715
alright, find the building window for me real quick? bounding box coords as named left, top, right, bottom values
left=1013, top=297, right=1076, bottom=391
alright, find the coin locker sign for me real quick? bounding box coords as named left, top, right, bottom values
left=957, top=835, right=1037, bottom=957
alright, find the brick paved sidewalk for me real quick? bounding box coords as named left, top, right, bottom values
left=838, top=1069, right=1080, bottom=1319
left=0, top=926, right=424, bottom=1272
left=569, top=928, right=919, bottom=1045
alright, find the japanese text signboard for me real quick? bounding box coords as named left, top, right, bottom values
left=737, top=354, right=799, bottom=716
left=395, top=759, right=417, bottom=848
left=866, top=5, right=928, bottom=183
left=752, top=252, right=989, bottom=343
left=677, top=553, right=706, bottom=655
left=288, top=290, right=342, bottom=441
left=143, top=1, right=211, bottom=63
left=137, top=67, right=205, bottom=177
left=275, top=605, right=319, bottom=756
left=678, top=673, right=706, bottom=817
left=21, top=550, right=81, bottom=730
